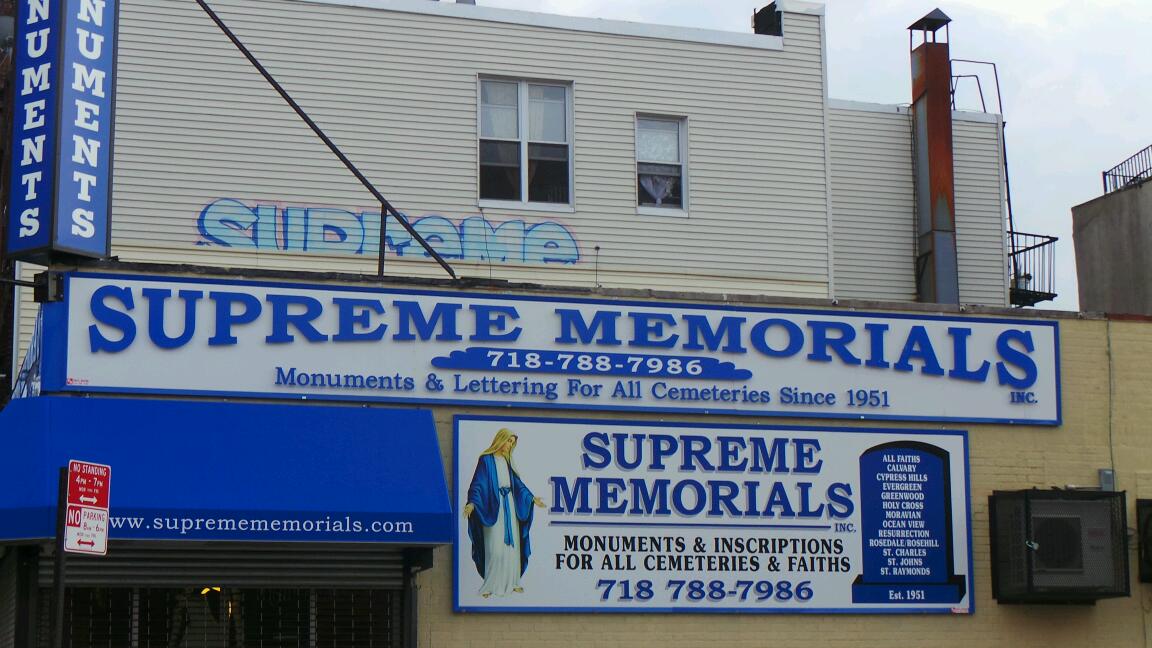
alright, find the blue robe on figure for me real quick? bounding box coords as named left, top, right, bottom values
left=466, top=454, right=536, bottom=577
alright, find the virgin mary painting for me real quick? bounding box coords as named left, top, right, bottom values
left=463, top=428, right=545, bottom=597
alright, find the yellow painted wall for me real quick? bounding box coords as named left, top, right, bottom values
left=411, top=315, right=1152, bottom=648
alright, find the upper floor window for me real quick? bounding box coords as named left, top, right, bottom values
left=479, top=79, right=571, bottom=206
left=636, top=116, right=686, bottom=212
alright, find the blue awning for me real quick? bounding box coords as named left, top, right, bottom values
left=0, top=397, right=452, bottom=544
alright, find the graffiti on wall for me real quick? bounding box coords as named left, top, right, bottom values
left=197, top=199, right=581, bottom=265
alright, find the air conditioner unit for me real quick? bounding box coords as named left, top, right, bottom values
left=989, top=490, right=1129, bottom=604
left=1138, top=499, right=1152, bottom=583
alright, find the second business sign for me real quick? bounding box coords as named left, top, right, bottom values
left=454, top=417, right=973, bottom=614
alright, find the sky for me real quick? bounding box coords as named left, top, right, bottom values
left=477, top=0, right=1152, bottom=311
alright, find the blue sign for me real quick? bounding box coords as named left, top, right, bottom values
left=454, top=418, right=973, bottom=613
left=852, top=442, right=966, bottom=604
left=6, top=0, right=118, bottom=262
left=55, top=273, right=1063, bottom=425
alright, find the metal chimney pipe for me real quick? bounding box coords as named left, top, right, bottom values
left=909, top=9, right=960, bottom=305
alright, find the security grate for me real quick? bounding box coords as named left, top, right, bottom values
left=989, top=489, right=1129, bottom=603
left=37, top=588, right=401, bottom=648
left=314, top=590, right=399, bottom=648
left=0, top=551, right=18, bottom=648
left=36, top=588, right=132, bottom=648
left=240, top=590, right=310, bottom=647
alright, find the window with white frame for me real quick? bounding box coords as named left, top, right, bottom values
left=636, top=116, right=686, bottom=210
left=479, top=79, right=571, bottom=205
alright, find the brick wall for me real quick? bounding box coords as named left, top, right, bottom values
left=414, top=316, right=1152, bottom=647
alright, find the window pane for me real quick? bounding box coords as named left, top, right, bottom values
left=531, top=85, right=566, bottom=103
left=480, top=140, right=521, bottom=200
left=481, top=81, right=519, bottom=139
left=481, top=80, right=519, bottom=106
left=637, top=118, right=680, bottom=163
left=529, top=85, right=567, bottom=143
left=528, top=143, right=570, bottom=203
left=638, top=162, right=682, bottom=208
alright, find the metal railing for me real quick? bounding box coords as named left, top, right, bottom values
left=1008, top=231, right=1058, bottom=307
left=1103, top=144, right=1152, bottom=194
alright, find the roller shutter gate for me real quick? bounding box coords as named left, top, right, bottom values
left=0, top=550, right=17, bottom=648
left=32, top=543, right=422, bottom=648
left=37, top=543, right=407, bottom=589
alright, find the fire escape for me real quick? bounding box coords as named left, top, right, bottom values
left=1005, top=231, right=1058, bottom=307
left=951, top=59, right=1058, bottom=307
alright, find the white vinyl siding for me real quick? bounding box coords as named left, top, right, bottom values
left=829, top=106, right=916, bottom=302
left=954, top=118, right=1010, bottom=306
left=830, top=105, right=1008, bottom=306
left=107, top=0, right=830, bottom=297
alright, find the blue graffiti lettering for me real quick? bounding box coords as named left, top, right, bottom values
left=197, top=199, right=580, bottom=264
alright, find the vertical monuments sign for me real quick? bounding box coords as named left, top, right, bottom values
left=6, top=0, right=118, bottom=263
left=454, top=417, right=972, bottom=614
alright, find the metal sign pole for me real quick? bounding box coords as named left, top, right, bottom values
left=51, top=467, right=67, bottom=648
left=378, top=205, right=388, bottom=278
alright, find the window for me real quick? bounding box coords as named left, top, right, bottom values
left=479, top=79, right=571, bottom=206
left=636, top=116, right=686, bottom=211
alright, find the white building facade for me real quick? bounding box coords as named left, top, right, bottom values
left=18, top=0, right=1007, bottom=318
left=15, top=4, right=1129, bottom=648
